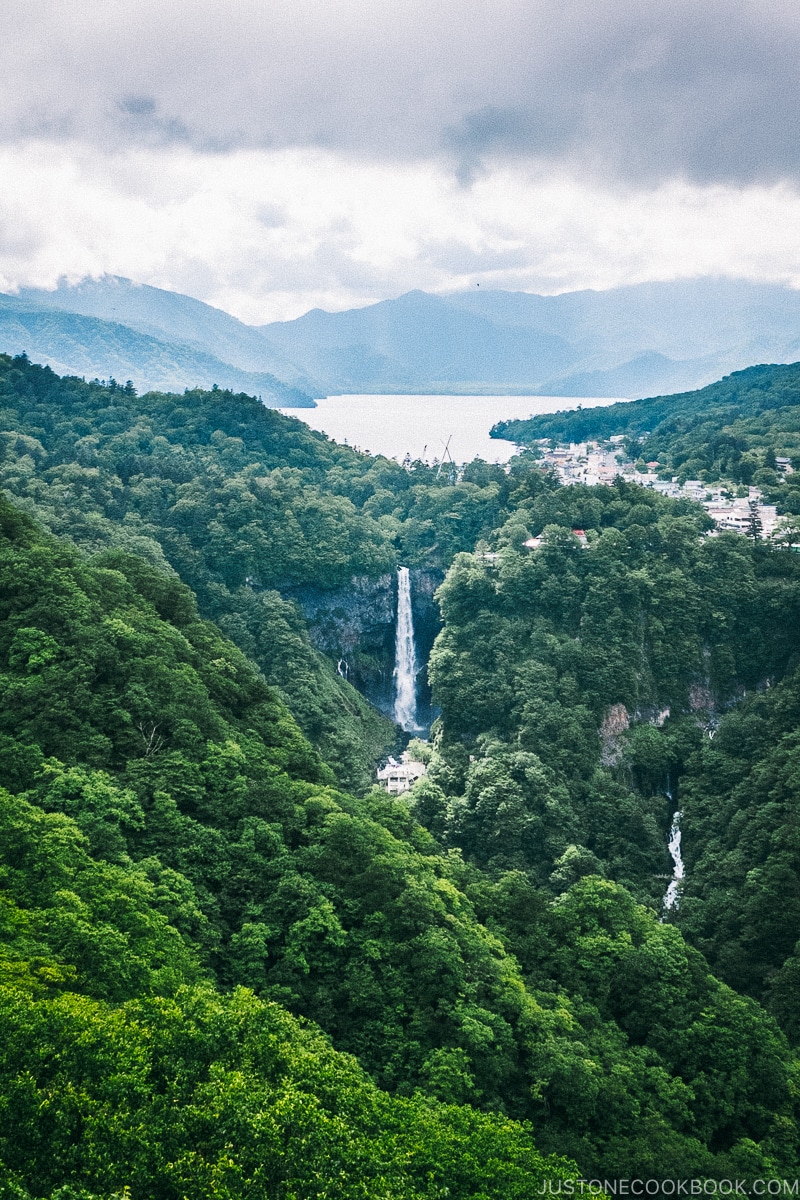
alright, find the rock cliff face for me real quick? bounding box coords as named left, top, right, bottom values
left=287, top=569, right=443, bottom=725
left=406, top=569, right=443, bottom=729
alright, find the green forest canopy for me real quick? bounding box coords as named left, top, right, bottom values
left=0, top=354, right=535, bottom=788
left=1, top=356, right=800, bottom=1191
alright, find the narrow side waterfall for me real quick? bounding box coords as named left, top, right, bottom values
left=394, top=566, right=421, bottom=731
left=663, top=810, right=685, bottom=913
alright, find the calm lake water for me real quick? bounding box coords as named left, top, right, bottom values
left=279, top=393, right=629, bottom=465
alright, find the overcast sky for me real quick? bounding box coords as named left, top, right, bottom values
left=2, top=0, right=800, bottom=321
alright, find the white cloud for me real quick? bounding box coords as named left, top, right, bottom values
left=2, top=142, right=800, bottom=321
left=1, top=2, right=799, bottom=316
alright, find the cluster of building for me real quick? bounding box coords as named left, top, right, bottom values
left=538, top=437, right=632, bottom=487
left=537, top=438, right=783, bottom=538
left=701, top=492, right=779, bottom=536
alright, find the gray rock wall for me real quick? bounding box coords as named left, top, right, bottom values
left=287, top=569, right=443, bottom=723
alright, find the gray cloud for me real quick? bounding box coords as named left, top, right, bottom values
left=2, top=0, right=799, bottom=185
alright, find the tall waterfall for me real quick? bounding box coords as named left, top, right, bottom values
left=394, top=567, right=421, bottom=731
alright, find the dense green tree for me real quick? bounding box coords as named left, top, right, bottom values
left=0, top=797, right=577, bottom=1200
left=423, top=503, right=800, bottom=905
left=0, top=354, right=571, bottom=788
left=2, top=354, right=800, bottom=1183
left=0, top=490, right=796, bottom=1178
left=676, top=669, right=800, bottom=1041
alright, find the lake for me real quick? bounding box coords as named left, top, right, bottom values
left=279, top=393, right=629, bottom=465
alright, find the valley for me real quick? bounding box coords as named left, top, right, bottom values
left=4, top=0, right=799, bottom=1192
left=0, top=351, right=799, bottom=1192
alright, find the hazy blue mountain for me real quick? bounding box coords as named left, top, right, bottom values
left=17, top=276, right=318, bottom=393
left=12, top=275, right=800, bottom=400
left=259, top=278, right=800, bottom=397
left=261, top=289, right=577, bottom=391
left=0, top=292, right=314, bottom=405
left=448, top=278, right=800, bottom=359
left=534, top=350, right=733, bottom=398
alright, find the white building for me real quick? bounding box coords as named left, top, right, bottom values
left=377, top=753, right=427, bottom=795
left=704, top=496, right=779, bottom=537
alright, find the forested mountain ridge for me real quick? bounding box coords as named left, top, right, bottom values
left=0, top=354, right=407, bottom=787
left=229, top=278, right=800, bottom=396
left=2, top=354, right=800, bottom=1187
left=416, top=476, right=800, bottom=908
left=17, top=273, right=800, bottom=398
left=0, top=488, right=797, bottom=1189
left=0, top=351, right=745, bottom=783
left=446, top=279, right=800, bottom=396
left=261, top=289, right=577, bottom=392
left=0, top=353, right=539, bottom=785
left=15, top=275, right=319, bottom=395
left=408, top=446, right=800, bottom=1054
left=676, top=664, right=800, bottom=1043
left=0, top=507, right=579, bottom=1195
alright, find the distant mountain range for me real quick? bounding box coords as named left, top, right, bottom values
left=4, top=275, right=800, bottom=402
left=260, top=279, right=800, bottom=397
left=0, top=282, right=316, bottom=406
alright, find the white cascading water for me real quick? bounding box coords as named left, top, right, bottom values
left=394, top=566, right=421, bottom=731
left=663, top=811, right=685, bottom=912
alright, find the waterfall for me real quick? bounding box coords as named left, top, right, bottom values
left=663, top=811, right=685, bottom=913
left=394, top=567, right=421, bottom=731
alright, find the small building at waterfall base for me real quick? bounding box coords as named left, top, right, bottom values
left=377, top=752, right=427, bottom=795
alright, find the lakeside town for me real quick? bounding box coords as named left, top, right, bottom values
left=535, top=435, right=785, bottom=537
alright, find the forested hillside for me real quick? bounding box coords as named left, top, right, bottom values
left=0, top=290, right=316, bottom=406
left=0, top=489, right=797, bottom=1189
left=0, top=354, right=512, bottom=787
left=419, top=482, right=800, bottom=897
left=2, top=355, right=800, bottom=1190
left=15, top=275, right=317, bottom=393
left=0, top=495, right=577, bottom=1197
left=676, top=667, right=800, bottom=1043
left=0, top=353, right=577, bottom=784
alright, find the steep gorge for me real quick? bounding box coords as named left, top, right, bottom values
left=287, top=566, right=443, bottom=731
